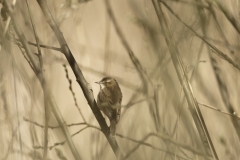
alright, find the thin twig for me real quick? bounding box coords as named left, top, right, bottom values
left=23, top=117, right=86, bottom=129
left=165, top=0, right=210, bottom=9
left=13, top=39, right=62, bottom=52
left=33, top=127, right=88, bottom=150
left=208, top=3, right=234, bottom=54
left=30, top=123, right=100, bottom=150
left=51, top=53, right=138, bottom=90
left=63, top=64, right=86, bottom=122
left=49, top=127, right=89, bottom=150
left=151, top=133, right=213, bottom=160
left=117, top=134, right=191, bottom=160
left=12, top=61, right=23, bottom=160
left=2, top=127, right=19, bottom=160
left=27, top=40, right=62, bottom=52
left=25, top=116, right=208, bottom=160
left=10, top=30, right=36, bottom=73
left=122, top=132, right=213, bottom=160
left=123, top=97, right=153, bottom=109
left=198, top=102, right=240, bottom=120
left=25, top=0, right=43, bottom=71
left=123, top=134, right=152, bottom=159
left=1, top=0, right=16, bottom=48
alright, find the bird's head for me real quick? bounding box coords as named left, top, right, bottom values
left=95, top=77, right=117, bottom=89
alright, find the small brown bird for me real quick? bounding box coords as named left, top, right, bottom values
left=96, top=77, right=122, bottom=135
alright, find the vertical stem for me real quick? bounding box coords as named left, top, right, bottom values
left=12, top=61, right=23, bottom=160
left=152, top=0, right=218, bottom=159
left=25, top=0, right=49, bottom=159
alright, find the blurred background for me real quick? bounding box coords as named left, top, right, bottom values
left=0, top=0, right=240, bottom=159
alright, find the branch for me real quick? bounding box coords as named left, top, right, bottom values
left=36, top=0, right=124, bottom=159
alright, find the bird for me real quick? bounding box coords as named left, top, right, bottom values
left=96, top=77, right=122, bottom=135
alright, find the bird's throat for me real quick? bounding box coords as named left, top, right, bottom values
left=100, top=84, right=106, bottom=89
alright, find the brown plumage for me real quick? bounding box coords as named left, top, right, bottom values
left=96, top=77, right=122, bottom=135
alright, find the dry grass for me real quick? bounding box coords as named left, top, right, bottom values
left=0, top=0, right=240, bottom=159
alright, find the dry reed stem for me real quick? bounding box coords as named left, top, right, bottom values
left=153, top=0, right=218, bottom=159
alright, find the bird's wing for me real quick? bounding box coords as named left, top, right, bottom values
left=97, top=89, right=115, bottom=119
left=98, top=89, right=112, bottom=104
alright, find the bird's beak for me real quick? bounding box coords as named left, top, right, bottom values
left=95, top=81, right=104, bottom=84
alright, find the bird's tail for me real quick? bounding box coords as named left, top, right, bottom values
left=110, top=120, right=117, bottom=136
